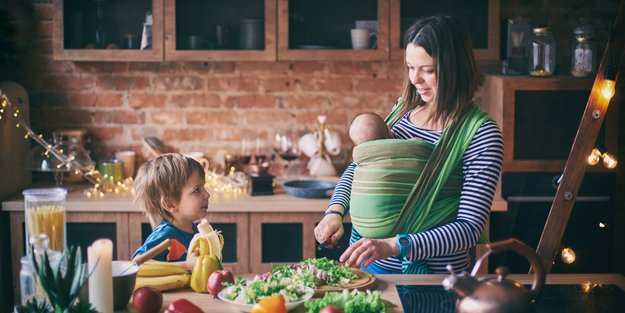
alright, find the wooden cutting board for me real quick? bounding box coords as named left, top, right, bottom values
left=313, top=269, right=377, bottom=297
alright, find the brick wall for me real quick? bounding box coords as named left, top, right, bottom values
left=1, top=0, right=619, bottom=165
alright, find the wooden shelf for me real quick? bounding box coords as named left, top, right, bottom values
left=163, top=0, right=276, bottom=62
left=389, top=0, right=500, bottom=61
left=277, top=0, right=389, bottom=61
left=53, top=0, right=164, bottom=62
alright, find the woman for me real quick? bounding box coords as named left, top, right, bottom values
left=314, top=16, right=504, bottom=274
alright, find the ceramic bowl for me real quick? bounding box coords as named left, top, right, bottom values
left=79, top=260, right=139, bottom=311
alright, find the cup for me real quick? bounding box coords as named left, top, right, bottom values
left=123, top=33, right=139, bottom=49
left=187, top=35, right=204, bottom=50
left=216, top=24, right=230, bottom=49
left=114, top=151, right=136, bottom=178
left=351, top=28, right=377, bottom=50
left=240, top=19, right=264, bottom=50
left=185, top=152, right=210, bottom=172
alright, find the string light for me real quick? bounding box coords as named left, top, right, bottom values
left=561, top=247, right=576, bottom=264
left=587, top=145, right=618, bottom=169
left=0, top=90, right=132, bottom=197
left=601, top=66, right=616, bottom=100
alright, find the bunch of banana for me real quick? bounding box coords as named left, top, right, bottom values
left=135, top=260, right=190, bottom=291
left=189, top=219, right=224, bottom=293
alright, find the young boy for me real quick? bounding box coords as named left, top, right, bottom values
left=349, top=112, right=393, bottom=145
left=133, top=153, right=210, bottom=270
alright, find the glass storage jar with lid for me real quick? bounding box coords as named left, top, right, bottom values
left=570, top=19, right=595, bottom=77
left=529, top=27, right=556, bottom=77
left=20, top=234, right=63, bottom=305
left=23, top=187, right=67, bottom=255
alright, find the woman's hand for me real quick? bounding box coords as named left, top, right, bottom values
left=314, top=205, right=345, bottom=249
left=339, top=237, right=399, bottom=268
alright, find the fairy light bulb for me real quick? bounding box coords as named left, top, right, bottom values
left=587, top=148, right=602, bottom=165
left=561, top=247, right=576, bottom=264
left=603, top=152, right=618, bottom=169
left=601, top=66, right=617, bottom=100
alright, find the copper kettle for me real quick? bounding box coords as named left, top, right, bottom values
left=443, top=238, right=546, bottom=313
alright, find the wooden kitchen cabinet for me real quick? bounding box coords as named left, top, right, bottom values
left=389, top=0, right=499, bottom=61
left=163, top=0, right=277, bottom=61
left=53, top=0, right=164, bottom=61
left=277, top=0, right=390, bottom=61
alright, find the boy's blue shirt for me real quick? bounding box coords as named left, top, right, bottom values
left=133, top=220, right=198, bottom=262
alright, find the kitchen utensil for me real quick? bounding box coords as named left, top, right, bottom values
left=118, top=239, right=171, bottom=276
left=443, top=238, right=546, bottom=313
left=314, top=269, right=376, bottom=297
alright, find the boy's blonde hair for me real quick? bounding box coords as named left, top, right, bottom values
left=133, top=153, right=206, bottom=228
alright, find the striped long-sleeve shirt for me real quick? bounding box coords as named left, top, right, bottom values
left=330, top=110, right=504, bottom=273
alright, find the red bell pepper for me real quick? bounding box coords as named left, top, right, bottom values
left=164, top=298, right=203, bottom=313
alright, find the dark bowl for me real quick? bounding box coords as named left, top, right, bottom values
left=79, top=260, right=139, bottom=311
left=283, top=180, right=336, bottom=199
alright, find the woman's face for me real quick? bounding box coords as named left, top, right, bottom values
left=406, top=44, right=438, bottom=105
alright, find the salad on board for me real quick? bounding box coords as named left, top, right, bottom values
left=219, top=258, right=357, bottom=304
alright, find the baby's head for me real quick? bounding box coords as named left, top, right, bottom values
left=350, top=112, right=392, bottom=145
left=134, top=153, right=206, bottom=227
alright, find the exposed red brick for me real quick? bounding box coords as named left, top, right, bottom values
left=69, top=93, right=123, bottom=107
left=39, top=75, right=94, bottom=91
left=97, top=76, right=150, bottom=90
left=239, top=110, right=292, bottom=125
left=263, top=78, right=296, bottom=93
left=129, top=94, right=166, bottom=109
left=162, top=128, right=212, bottom=142
left=238, top=62, right=290, bottom=75
left=187, top=110, right=236, bottom=125
left=298, top=77, right=353, bottom=92
left=150, top=110, right=185, bottom=125
left=292, top=62, right=326, bottom=75
left=87, top=126, right=125, bottom=142
left=93, top=110, right=144, bottom=124
left=225, top=95, right=276, bottom=109
left=153, top=76, right=205, bottom=91
left=36, top=109, right=92, bottom=126
left=34, top=4, right=54, bottom=21
left=207, top=77, right=260, bottom=92
left=328, top=62, right=374, bottom=76
left=74, top=63, right=129, bottom=74
left=354, top=78, right=402, bottom=93
left=210, top=62, right=236, bottom=74
left=280, top=95, right=329, bottom=110
left=38, top=22, right=52, bottom=39
left=170, top=94, right=222, bottom=108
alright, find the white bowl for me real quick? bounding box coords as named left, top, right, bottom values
left=217, top=287, right=314, bottom=312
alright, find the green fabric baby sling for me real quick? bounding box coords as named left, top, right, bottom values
left=349, top=102, right=490, bottom=274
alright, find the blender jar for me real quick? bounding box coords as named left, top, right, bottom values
left=23, top=188, right=67, bottom=254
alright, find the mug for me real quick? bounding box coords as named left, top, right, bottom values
left=186, top=35, right=212, bottom=50
left=184, top=152, right=210, bottom=172
left=350, top=28, right=377, bottom=50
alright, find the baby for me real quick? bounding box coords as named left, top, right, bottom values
left=349, top=112, right=393, bottom=145
left=133, top=153, right=210, bottom=270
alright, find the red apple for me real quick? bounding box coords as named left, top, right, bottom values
left=319, top=305, right=344, bottom=313
left=132, top=287, right=163, bottom=313
left=207, top=269, right=235, bottom=297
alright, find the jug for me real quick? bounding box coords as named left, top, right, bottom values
left=443, top=238, right=546, bottom=313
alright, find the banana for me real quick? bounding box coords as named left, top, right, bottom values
left=188, top=219, right=224, bottom=260
left=137, top=260, right=189, bottom=277
left=135, top=273, right=190, bottom=291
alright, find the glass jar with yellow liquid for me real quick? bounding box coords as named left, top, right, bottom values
left=529, top=27, right=556, bottom=77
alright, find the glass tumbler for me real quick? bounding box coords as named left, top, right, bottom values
left=23, top=188, right=68, bottom=254
left=529, top=27, right=556, bottom=77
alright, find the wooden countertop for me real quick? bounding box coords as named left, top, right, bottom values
left=1, top=182, right=508, bottom=213
left=151, top=273, right=625, bottom=313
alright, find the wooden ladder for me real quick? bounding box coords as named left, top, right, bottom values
left=534, top=0, right=625, bottom=273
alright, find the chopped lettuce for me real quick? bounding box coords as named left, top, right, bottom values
left=305, top=289, right=394, bottom=313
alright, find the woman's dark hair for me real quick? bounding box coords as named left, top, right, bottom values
left=392, top=16, right=482, bottom=127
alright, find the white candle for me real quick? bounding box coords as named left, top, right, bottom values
left=88, top=239, right=113, bottom=313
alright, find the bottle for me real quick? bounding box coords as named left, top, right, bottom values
left=94, top=0, right=107, bottom=49
left=529, top=27, right=556, bottom=77
left=570, top=19, right=595, bottom=77
left=19, top=234, right=63, bottom=305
